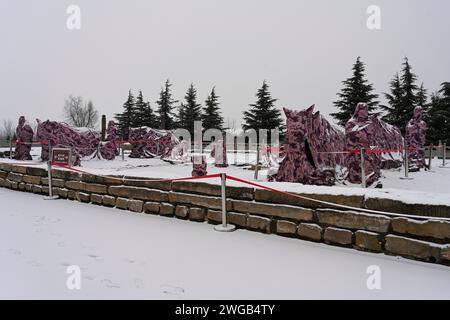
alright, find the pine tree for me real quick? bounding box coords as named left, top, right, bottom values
left=416, top=83, right=428, bottom=109
left=181, top=84, right=202, bottom=137
left=380, top=73, right=404, bottom=127
left=143, top=101, right=157, bottom=128
left=133, top=90, right=146, bottom=127
left=156, top=79, right=178, bottom=130
left=175, top=103, right=187, bottom=129
left=242, top=81, right=284, bottom=143
left=400, top=57, right=419, bottom=123
left=114, top=90, right=135, bottom=139
left=427, top=82, right=450, bottom=145
left=330, top=57, right=379, bottom=127
left=202, top=87, right=223, bottom=130
left=381, top=58, right=423, bottom=134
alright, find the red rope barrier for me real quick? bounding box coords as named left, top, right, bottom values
left=49, top=161, right=221, bottom=183
left=115, top=139, right=173, bottom=145
left=12, top=140, right=49, bottom=145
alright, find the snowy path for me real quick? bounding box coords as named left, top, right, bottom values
left=0, top=188, right=450, bottom=299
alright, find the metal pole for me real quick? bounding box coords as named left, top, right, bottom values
left=44, top=142, right=59, bottom=200
left=214, top=173, right=236, bottom=232
left=360, top=148, right=366, bottom=188
left=400, top=145, right=413, bottom=180
left=234, top=137, right=238, bottom=166
left=9, top=139, right=12, bottom=159
left=121, top=135, right=125, bottom=161
left=254, top=146, right=260, bottom=180
left=443, top=143, right=447, bottom=167
left=404, top=147, right=409, bottom=178
left=428, top=144, right=433, bottom=170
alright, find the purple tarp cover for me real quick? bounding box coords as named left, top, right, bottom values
left=406, top=106, right=427, bottom=171
left=14, top=116, right=34, bottom=161
left=128, top=127, right=179, bottom=159
left=36, top=119, right=118, bottom=166
left=345, top=103, right=403, bottom=186
left=275, top=103, right=405, bottom=187
left=191, top=155, right=207, bottom=177
left=276, top=105, right=346, bottom=186
left=210, top=140, right=228, bottom=168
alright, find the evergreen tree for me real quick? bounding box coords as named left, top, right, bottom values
left=242, top=81, right=284, bottom=143
left=114, top=90, right=135, bottom=139
left=180, top=84, right=202, bottom=137
left=416, top=83, right=428, bottom=109
left=202, top=87, right=223, bottom=130
left=133, top=90, right=146, bottom=127
left=156, top=79, right=178, bottom=130
left=380, top=73, right=404, bottom=127
left=381, top=58, right=423, bottom=134
left=133, top=90, right=157, bottom=128
left=400, top=57, right=419, bottom=122
left=330, top=57, right=379, bottom=127
left=427, top=82, right=450, bottom=145
left=175, top=103, right=187, bottom=129
left=143, top=100, right=157, bottom=128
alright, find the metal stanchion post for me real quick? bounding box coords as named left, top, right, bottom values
left=428, top=144, right=433, bottom=170
left=44, top=142, right=59, bottom=200
left=254, top=146, right=260, bottom=180
left=360, top=148, right=366, bottom=188
left=234, top=137, right=238, bottom=166
left=443, top=143, right=447, bottom=167
left=400, top=146, right=413, bottom=180
left=214, top=173, right=236, bottom=232
left=121, top=136, right=125, bottom=161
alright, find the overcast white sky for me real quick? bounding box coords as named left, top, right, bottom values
left=0, top=0, right=449, bottom=129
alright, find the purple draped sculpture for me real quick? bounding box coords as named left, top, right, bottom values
left=192, top=155, right=207, bottom=177
left=276, top=105, right=346, bottom=186
left=406, top=106, right=427, bottom=171
left=210, top=140, right=228, bottom=168
left=345, top=103, right=403, bottom=186
left=14, top=116, right=34, bottom=161
left=36, top=120, right=101, bottom=166
left=129, top=127, right=178, bottom=159
left=99, top=121, right=119, bottom=160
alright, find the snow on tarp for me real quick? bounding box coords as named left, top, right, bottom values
left=128, top=127, right=180, bottom=160
left=36, top=119, right=119, bottom=165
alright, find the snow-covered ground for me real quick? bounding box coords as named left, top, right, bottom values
left=1, top=147, right=450, bottom=206
left=1, top=188, right=449, bottom=299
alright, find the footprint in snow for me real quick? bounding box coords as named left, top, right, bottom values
left=87, top=254, right=103, bottom=261
left=160, top=284, right=185, bottom=297
left=101, top=279, right=120, bottom=289
left=27, top=260, right=41, bottom=267
left=134, top=278, right=144, bottom=288
left=8, top=248, right=21, bottom=255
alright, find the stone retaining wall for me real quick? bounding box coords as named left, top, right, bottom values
left=1, top=163, right=449, bottom=266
